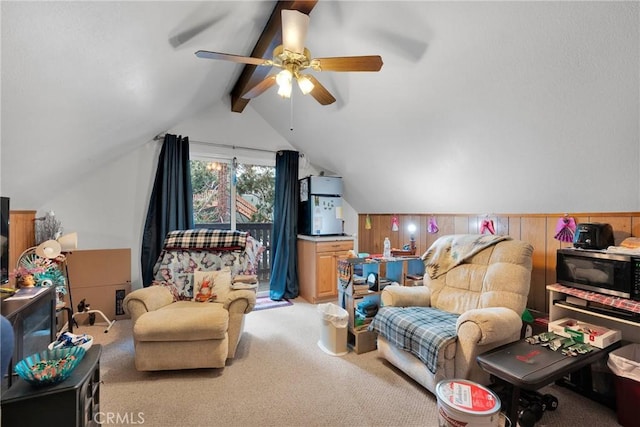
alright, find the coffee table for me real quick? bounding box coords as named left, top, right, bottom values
left=476, top=339, right=617, bottom=426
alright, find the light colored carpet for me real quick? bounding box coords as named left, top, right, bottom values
left=85, top=298, right=620, bottom=427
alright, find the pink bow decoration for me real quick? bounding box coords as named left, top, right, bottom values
left=427, top=216, right=439, bottom=234
left=554, top=216, right=576, bottom=243
left=480, top=219, right=496, bottom=235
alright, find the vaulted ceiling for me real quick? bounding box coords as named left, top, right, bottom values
left=2, top=1, right=638, bottom=213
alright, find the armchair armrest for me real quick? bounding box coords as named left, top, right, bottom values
left=380, top=285, right=431, bottom=308
left=219, top=289, right=257, bottom=314
left=456, top=307, right=522, bottom=345
left=123, top=286, right=174, bottom=323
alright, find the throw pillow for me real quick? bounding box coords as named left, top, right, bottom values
left=192, top=271, right=217, bottom=302
left=193, top=268, right=232, bottom=302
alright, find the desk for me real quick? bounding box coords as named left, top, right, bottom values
left=1, top=286, right=56, bottom=389
left=477, top=339, right=617, bottom=426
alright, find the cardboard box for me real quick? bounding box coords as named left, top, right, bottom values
left=64, top=249, right=132, bottom=323
left=548, top=318, right=621, bottom=349
left=72, top=283, right=131, bottom=323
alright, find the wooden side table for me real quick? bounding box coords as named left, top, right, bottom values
left=1, top=344, right=102, bottom=427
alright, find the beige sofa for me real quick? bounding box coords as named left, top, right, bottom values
left=371, top=235, right=533, bottom=394
left=124, top=229, right=260, bottom=371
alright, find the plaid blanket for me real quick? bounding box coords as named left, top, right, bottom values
left=369, top=306, right=459, bottom=374
left=163, top=229, right=248, bottom=250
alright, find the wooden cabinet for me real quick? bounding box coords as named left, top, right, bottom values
left=8, top=210, right=36, bottom=288
left=297, top=237, right=354, bottom=303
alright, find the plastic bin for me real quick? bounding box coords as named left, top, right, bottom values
left=317, top=303, right=348, bottom=356
left=607, top=343, right=640, bottom=427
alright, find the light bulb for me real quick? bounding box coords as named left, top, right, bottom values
left=276, top=69, right=292, bottom=88
left=277, top=81, right=292, bottom=98
left=276, top=69, right=293, bottom=99
left=297, top=75, right=314, bottom=95
left=407, top=223, right=417, bottom=234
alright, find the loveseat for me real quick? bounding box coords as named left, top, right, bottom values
left=124, top=229, right=262, bottom=371
left=369, top=234, right=533, bottom=394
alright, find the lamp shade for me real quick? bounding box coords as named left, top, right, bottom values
left=57, top=232, right=78, bottom=252
left=282, top=9, right=309, bottom=54
left=36, top=240, right=62, bottom=259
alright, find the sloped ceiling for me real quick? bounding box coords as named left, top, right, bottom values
left=2, top=1, right=639, bottom=213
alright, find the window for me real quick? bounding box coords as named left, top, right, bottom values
left=190, top=158, right=275, bottom=227
left=190, top=156, right=275, bottom=286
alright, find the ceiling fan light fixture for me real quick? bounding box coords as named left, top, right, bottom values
left=297, top=75, right=314, bottom=95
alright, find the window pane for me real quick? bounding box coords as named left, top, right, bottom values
left=191, top=159, right=231, bottom=225
left=236, top=163, right=274, bottom=223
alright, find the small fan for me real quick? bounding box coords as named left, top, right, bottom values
left=195, top=9, right=383, bottom=105
left=17, top=247, right=40, bottom=272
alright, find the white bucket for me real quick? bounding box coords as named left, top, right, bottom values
left=436, top=380, right=504, bottom=427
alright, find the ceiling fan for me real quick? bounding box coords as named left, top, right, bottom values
left=195, top=9, right=383, bottom=106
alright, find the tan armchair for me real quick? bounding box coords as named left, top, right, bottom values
left=371, top=235, right=533, bottom=394
left=124, top=229, right=260, bottom=371
left=124, top=274, right=255, bottom=371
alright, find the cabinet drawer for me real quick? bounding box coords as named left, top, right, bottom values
left=316, top=240, right=353, bottom=253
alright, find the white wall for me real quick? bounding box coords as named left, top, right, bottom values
left=33, top=141, right=160, bottom=290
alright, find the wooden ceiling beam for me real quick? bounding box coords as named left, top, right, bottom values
left=230, top=0, right=318, bottom=113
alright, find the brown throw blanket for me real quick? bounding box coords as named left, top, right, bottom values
left=421, top=234, right=510, bottom=279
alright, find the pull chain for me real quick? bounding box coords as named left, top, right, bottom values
left=289, top=89, right=295, bottom=131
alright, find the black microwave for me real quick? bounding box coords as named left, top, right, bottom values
left=556, top=248, right=640, bottom=301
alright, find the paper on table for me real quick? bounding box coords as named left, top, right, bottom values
left=5, top=286, right=49, bottom=300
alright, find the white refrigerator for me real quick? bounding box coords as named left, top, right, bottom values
left=299, top=176, right=344, bottom=236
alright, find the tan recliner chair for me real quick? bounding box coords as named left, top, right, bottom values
left=124, top=275, right=255, bottom=371
left=124, top=229, right=259, bottom=371
left=371, top=235, right=533, bottom=394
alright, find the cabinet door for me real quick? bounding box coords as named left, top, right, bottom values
left=316, top=253, right=338, bottom=299
left=8, top=210, right=36, bottom=288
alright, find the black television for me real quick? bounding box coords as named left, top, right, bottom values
left=1, top=197, right=9, bottom=285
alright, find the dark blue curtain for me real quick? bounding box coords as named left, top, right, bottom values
left=141, top=134, right=194, bottom=286
left=269, top=150, right=299, bottom=300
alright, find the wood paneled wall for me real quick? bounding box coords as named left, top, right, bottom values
left=358, top=212, right=640, bottom=313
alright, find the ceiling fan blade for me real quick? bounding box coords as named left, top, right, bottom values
left=281, top=9, right=309, bottom=54
left=242, top=75, right=277, bottom=99
left=195, top=50, right=271, bottom=66
left=305, top=75, right=336, bottom=105
left=312, top=56, right=383, bottom=72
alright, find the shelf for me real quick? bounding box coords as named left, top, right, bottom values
left=554, top=302, right=640, bottom=327
left=547, top=283, right=640, bottom=314
left=548, top=284, right=640, bottom=344
left=338, top=256, right=425, bottom=354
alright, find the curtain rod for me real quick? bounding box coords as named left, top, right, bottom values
left=154, top=133, right=277, bottom=155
